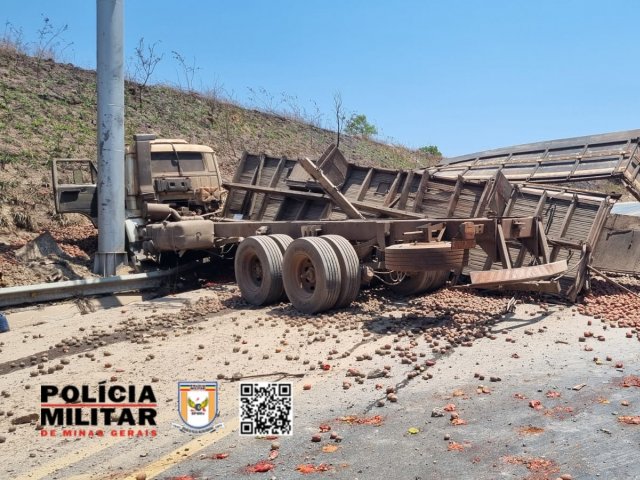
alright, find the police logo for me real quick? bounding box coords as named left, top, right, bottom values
left=177, top=382, right=219, bottom=431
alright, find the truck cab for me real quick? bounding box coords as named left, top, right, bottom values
left=52, top=133, right=224, bottom=258
left=53, top=134, right=224, bottom=223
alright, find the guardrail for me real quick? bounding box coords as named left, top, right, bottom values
left=0, top=265, right=192, bottom=308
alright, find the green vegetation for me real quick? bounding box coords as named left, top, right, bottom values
left=345, top=114, right=378, bottom=138
left=419, top=145, right=442, bottom=157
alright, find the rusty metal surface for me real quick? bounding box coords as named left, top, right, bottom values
left=592, top=213, right=640, bottom=274
left=464, top=183, right=614, bottom=299
left=431, top=129, right=640, bottom=199
left=211, top=217, right=512, bottom=246
left=222, top=143, right=617, bottom=299
left=469, top=260, right=568, bottom=287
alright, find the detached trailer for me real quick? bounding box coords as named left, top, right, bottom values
left=139, top=209, right=557, bottom=313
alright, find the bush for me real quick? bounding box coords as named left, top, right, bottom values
left=419, top=145, right=442, bottom=156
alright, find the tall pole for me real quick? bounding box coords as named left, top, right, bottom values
left=94, top=0, right=127, bottom=276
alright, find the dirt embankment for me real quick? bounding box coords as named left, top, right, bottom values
left=0, top=47, right=436, bottom=238
left=0, top=47, right=441, bottom=286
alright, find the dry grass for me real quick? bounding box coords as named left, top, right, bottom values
left=0, top=47, right=426, bottom=233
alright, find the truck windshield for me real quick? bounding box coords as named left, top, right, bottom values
left=150, top=152, right=205, bottom=173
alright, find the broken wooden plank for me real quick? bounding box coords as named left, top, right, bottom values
left=463, top=280, right=561, bottom=294
left=298, top=157, right=365, bottom=219
left=469, top=260, right=568, bottom=287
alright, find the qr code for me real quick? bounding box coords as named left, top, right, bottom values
left=239, top=382, right=292, bottom=436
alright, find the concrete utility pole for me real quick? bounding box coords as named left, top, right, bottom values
left=94, top=0, right=127, bottom=275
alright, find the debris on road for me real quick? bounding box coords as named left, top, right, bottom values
left=529, top=400, right=543, bottom=410
left=503, top=455, right=559, bottom=476
left=447, top=441, right=469, bottom=451
left=208, top=453, right=229, bottom=460
left=337, top=415, right=384, bottom=426
left=618, top=416, right=640, bottom=425
left=296, top=463, right=332, bottom=474
left=518, top=426, right=545, bottom=435
left=245, top=460, right=275, bottom=473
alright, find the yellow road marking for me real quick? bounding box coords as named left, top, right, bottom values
left=124, top=418, right=240, bottom=480
left=122, top=379, right=308, bottom=480
left=17, top=378, right=309, bottom=480
left=14, top=438, right=121, bottom=480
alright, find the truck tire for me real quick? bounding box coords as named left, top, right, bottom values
left=388, top=271, right=432, bottom=296
left=422, top=270, right=450, bottom=292
left=283, top=237, right=341, bottom=314
left=321, top=235, right=360, bottom=308
left=389, top=270, right=449, bottom=296
left=384, top=241, right=466, bottom=272
left=269, top=234, right=293, bottom=254
left=234, top=236, right=284, bottom=306
left=269, top=234, right=293, bottom=300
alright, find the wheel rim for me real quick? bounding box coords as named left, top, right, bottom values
left=248, top=256, right=263, bottom=288
left=297, top=256, right=316, bottom=294
left=283, top=237, right=342, bottom=314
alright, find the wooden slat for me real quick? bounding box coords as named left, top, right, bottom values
left=446, top=176, right=464, bottom=217
left=412, top=172, right=430, bottom=212
left=497, top=224, right=512, bottom=269
left=357, top=168, right=375, bottom=201
left=550, top=194, right=577, bottom=261
left=397, top=171, right=414, bottom=210
left=383, top=171, right=403, bottom=207
left=470, top=260, right=567, bottom=287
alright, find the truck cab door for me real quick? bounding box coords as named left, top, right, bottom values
left=51, top=159, right=98, bottom=225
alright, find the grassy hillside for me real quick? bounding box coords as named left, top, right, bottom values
left=0, top=48, right=436, bottom=233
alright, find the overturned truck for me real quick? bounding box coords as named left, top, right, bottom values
left=137, top=145, right=581, bottom=311
left=50, top=130, right=640, bottom=313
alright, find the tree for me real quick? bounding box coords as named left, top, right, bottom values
left=418, top=145, right=442, bottom=157
left=332, top=92, right=346, bottom=147
left=131, top=37, right=163, bottom=109
left=345, top=113, right=377, bottom=138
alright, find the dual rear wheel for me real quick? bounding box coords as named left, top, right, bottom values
left=234, top=234, right=361, bottom=314
left=235, top=235, right=455, bottom=313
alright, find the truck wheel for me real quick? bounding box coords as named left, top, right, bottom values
left=422, top=270, right=450, bottom=292
left=234, top=236, right=284, bottom=306
left=283, top=237, right=341, bottom=314
left=321, top=235, right=360, bottom=308
left=384, top=241, right=466, bottom=272
left=269, top=234, right=293, bottom=300
left=388, top=271, right=431, bottom=296
left=269, top=234, right=293, bottom=254
left=389, top=270, right=450, bottom=296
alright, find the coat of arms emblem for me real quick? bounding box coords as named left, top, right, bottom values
left=178, top=382, right=219, bottom=430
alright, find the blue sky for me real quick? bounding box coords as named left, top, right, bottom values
left=2, top=1, right=639, bottom=156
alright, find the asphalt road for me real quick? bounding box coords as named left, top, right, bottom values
left=1, top=286, right=639, bottom=480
